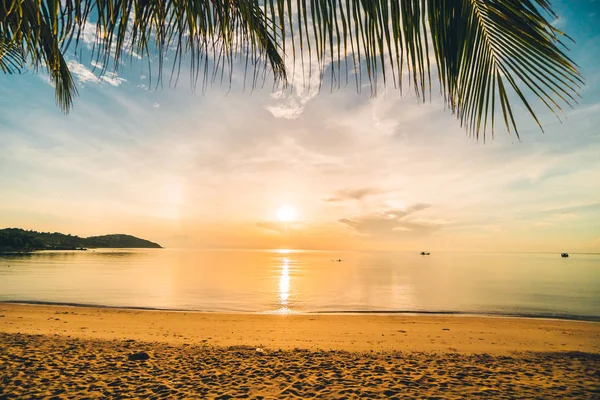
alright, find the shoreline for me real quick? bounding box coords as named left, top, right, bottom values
left=2, top=303, right=599, bottom=398
left=1, top=303, right=598, bottom=355
left=2, top=300, right=599, bottom=323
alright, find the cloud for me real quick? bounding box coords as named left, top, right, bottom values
left=339, top=204, right=438, bottom=237
left=550, top=16, right=567, bottom=28
left=67, top=60, right=126, bottom=87
left=566, top=102, right=600, bottom=118
left=539, top=202, right=600, bottom=216
left=323, top=187, right=383, bottom=202
left=100, top=72, right=126, bottom=87
left=79, top=17, right=141, bottom=60
left=38, top=74, right=55, bottom=88
left=79, top=20, right=100, bottom=49
left=67, top=60, right=100, bottom=84
left=266, top=81, right=320, bottom=119
left=264, top=16, right=323, bottom=120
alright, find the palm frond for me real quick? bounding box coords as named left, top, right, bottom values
left=427, top=0, right=582, bottom=139
left=1, top=0, right=78, bottom=111
left=1, top=0, right=286, bottom=111
left=263, top=0, right=582, bottom=139
left=0, top=0, right=581, bottom=139
left=0, top=38, right=25, bottom=73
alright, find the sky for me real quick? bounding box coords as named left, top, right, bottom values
left=1, top=1, right=599, bottom=252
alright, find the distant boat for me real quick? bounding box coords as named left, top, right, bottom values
left=420, top=252, right=430, bottom=256
left=561, top=253, right=569, bottom=258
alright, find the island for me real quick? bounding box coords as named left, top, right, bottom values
left=0, top=228, right=162, bottom=252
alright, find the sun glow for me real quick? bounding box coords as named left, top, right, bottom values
left=277, top=205, right=296, bottom=222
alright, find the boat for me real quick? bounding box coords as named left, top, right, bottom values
left=420, top=252, right=430, bottom=256
left=561, top=253, right=569, bottom=258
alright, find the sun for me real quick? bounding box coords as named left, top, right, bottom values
left=277, top=205, right=296, bottom=222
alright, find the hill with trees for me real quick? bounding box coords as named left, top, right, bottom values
left=0, top=228, right=162, bottom=252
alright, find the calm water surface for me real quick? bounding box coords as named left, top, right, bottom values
left=0, top=249, right=598, bottom=320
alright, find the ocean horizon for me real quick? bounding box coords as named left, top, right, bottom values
left=1, top=248, right=599, bottom=321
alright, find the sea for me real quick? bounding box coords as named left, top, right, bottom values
left=1, top=249, right=598, bottom=321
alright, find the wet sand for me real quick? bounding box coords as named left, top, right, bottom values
left=1, top=304, right=599, bottom=398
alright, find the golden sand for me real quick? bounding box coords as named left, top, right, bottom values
left=1, top=304, right=599, bottom=398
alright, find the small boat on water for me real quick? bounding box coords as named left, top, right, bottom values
left=420, top=252, right=430, bottom=256
left=561, top=253, right=569, bottom=258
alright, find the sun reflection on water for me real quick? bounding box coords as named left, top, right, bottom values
left=278, top=257, right=292, bottom=314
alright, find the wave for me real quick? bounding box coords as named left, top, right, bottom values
left=3, top=300, right=598, bottom=323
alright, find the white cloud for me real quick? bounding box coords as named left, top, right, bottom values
left=90, top=60, right=103, bottom=69
left=265, top=22, right=322, bottom=119
left=67, top=60, right=126, bottom=87
left=101, top=72, right=126, bottom=87
left=67, top=60, right=100, bottom=84
left=266, top=78, right=320, bottom=119
left=79, top=20, right=99, bottom=49
left=38, top=74, right=55, bottom=88
left=338, top=204, right=439, bottom=238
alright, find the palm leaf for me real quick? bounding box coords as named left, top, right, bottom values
left=262, top=0, right=581, bottom=139
left=1, top=0, right=78, bottom=111
left=427, top=0, right=582, bottom=139
left=0, top=38, right=25, bottom=73
left=0, top=0, right=581, bottom=139
left=1, top=0, right=286, bottom=111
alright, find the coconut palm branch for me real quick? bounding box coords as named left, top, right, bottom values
left=1, top=0, right=286, bottom=111
left=0, top=39, right=24, bottom=73
left=1, top=0, right=79, bottom=110
left=0, top=0, right=581, bottom=139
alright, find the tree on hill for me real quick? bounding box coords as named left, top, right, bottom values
left=0, top=228, right=162, bottom=251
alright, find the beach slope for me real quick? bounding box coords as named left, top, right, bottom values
left=1, top=304, right=598, bottom=398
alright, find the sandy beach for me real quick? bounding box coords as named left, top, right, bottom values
left=1, top=303, right=599, bottom=398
